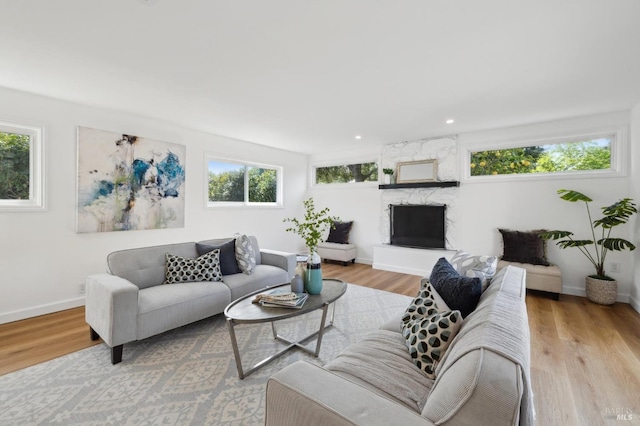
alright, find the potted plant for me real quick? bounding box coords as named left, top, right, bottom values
left=283, top=198, right=339, bottom=294
left=540, top=189, right=637, bottom=305
left=382, top=168, right=394, bottom=185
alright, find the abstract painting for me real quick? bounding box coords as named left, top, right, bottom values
left=76, top=126, right=186, bottom=233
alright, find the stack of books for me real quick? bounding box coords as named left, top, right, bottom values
left=258, top=290, right=308, bottom=309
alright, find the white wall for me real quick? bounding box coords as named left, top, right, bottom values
left=309, top=111, right=637, bottom=304
left=306, top=146, right=382, bottom=263
left=630, top=101, right=640, bottom=312
left=0, top=86, right=308, bottom=323
left=456, top=111, right=632, bottom=301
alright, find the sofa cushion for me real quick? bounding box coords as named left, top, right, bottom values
left=402, top=310, right=462, bottom=379
left=222, top=264, right=290, bottom=300
left=498, top=228, right=550, bottom=266
left=163, top=250, right=222, bottom=284
left=107, top=242, right=198, bottom=289
left=235, top=234, right=256, bottom=274
left=449, top=250, right=497, bottom=292
left=197, top=240, right=242, bottom=275
left=325, top=329, right=434, bottom=412
left=326, top=221, right=354, bottom=244
left=430, top=258, right=481, bottom=318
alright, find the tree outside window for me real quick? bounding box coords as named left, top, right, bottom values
left=469, top=137, right=612, bottom=177
left=0, top=130, right=30, bottom=200
left=208, top=159, right=280, bottom=205
left=315, top=162, right=378, bottom=184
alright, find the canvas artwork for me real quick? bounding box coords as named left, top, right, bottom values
left=76, top=126, right=186, bottom=233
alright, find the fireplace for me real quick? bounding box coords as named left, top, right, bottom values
left=389, top=204, right=446, bottom=249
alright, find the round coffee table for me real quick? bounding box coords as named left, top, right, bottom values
left=224, top=278, right=347, bottom=379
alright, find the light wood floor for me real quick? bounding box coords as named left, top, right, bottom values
left=1, top=263, right=639, bottom=425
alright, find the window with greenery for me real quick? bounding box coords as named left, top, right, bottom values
left=0, top=121, right=45, bottom=211
left=315, top=162, right=378, bottom=184
left=468, top=135, right=614, bottom=178
left=207, top=158, right=281, bottom=206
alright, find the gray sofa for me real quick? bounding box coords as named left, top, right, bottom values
left=85, top=236, right=295, bottom=364
left=265, top=265, right=533, bottom=426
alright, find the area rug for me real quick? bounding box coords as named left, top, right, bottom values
left=0, top=284, right=412, bottom=425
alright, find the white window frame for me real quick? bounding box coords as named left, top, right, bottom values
left=461, top=125, right=628, bottom=184
left=0, top=120, right=46, bottom=211
left=310, top=156, right=380, bottom=189
left=205, top=155, right=283, bottom=208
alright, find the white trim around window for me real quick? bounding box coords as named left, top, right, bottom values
left=461, top=125, right=628, bottom=184
left=0, top=120, right=46, bottom=211
left=204, top=154, right=283, bottom=208
left=310, top=156, right=380, bottom=189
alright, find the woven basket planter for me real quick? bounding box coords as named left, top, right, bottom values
left=585, top=276, right=617, bottom=305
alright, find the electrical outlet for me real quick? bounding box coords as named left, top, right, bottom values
left=610, top=262, right=621, bottom=273
left=79, top=283, right=86, bottom=295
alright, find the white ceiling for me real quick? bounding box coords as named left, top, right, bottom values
left=1, top=0, right=639, bottom=154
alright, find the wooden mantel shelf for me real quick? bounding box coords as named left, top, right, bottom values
left=379, top=181, right=460, bottom=189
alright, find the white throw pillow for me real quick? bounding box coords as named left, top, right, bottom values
left=235, top=234, right=256, bottom=275
left=448, top=250, right=497, bottom=291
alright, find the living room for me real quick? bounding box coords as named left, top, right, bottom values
left=1, top=1, right=640, bottom=424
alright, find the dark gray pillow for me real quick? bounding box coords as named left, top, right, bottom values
left=197, top=240, right=241, bottom=275
left=499, top=228, right=550, bottom=266
left=327, top=221, right=353, bottom=244
left=429, top=257, right=481, bottom=318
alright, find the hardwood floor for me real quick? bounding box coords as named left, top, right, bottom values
left=1, top=262, right=639, bottom=425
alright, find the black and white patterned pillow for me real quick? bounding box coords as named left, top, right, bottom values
left=402, top=310, right=463, bottom=379
left=401, top=281, right=440, bottom=328
left=163, top=250, right=222, bottom=284
left=235, top=234, right=256, bottom=275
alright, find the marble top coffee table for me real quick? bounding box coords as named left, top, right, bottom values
left=224, top=278, right=347, bottom=379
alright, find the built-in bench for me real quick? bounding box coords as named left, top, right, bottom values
left=317, top=242, right=357, bottom=266
left=497, top=259, right=562, bottom=300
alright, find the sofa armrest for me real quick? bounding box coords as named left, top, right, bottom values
left=260, top=249, right=296, bottom=278
left=266, top=361, right=432, bottom=426
left=85, top=274, right=139, bottom=347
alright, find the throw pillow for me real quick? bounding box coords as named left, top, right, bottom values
left=449, top=250, right=498, bottom=292
left=499, top=228, right=550, bottom=266
left=235, top=234, right=256, bottom=275
left=326, top=221, right=354, bottom=244
left=163, top=250, right=222, bottom=284
left=430, top=257, right=481, bottom=318
left=402, top=310, right=463, bottom=379
left=401, top=280, right=441, bottom=328
left=197, top=240, right=242, bottom=275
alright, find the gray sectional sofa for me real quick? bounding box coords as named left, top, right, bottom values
left=265, top=265, right=533, bottom=426
left=85, top=236, right=296, bottom=364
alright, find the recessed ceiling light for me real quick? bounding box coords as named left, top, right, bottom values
left=446, top=119, right=454, bottom=124
left=355, top=135, right=362, bottom=140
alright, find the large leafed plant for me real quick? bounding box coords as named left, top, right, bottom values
left=283, top=198, right=339, bottom=255
left=540, top=189, right=637, bottom=280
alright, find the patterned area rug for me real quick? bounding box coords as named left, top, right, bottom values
left=0, top=284, right=411, bottom=425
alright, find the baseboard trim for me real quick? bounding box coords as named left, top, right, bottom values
left=561, top=285, right=630, bottom=303
left=0, top=297, right=85, bottom=325
left=373, top=262, right=426, bottom=277
left=630, top=294, right=640, bottom=314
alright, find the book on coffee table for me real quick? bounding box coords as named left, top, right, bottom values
left=260, top=291, right=309, bottom=309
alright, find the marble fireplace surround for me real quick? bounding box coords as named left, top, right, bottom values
left=374, top=136, right=460, bottom=276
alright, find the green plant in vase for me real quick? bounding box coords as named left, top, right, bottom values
left=383, top=168, right=394, bottom=184
left=283, top=198, right=339, bottom=294
left=540, top=189, right=637, bottom=304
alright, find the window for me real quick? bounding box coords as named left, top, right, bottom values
left=314, top=161, right=378, bottom=185
left=465, top=128, right=626, bottom=182
left=0, top=121, right=45, bottom=211
left=206, top=157, right=282, bottom=207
